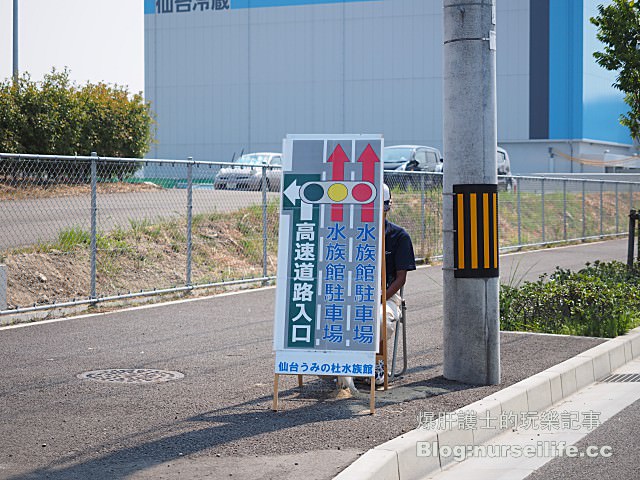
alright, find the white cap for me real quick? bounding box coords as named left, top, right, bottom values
left=383, top=183, right=391, bottom=211
left=383, top=183, right=391, bottom=202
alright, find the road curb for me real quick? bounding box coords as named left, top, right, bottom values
left=334, top=326, right=640, bottom=480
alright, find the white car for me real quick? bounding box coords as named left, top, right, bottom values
left=214, top=152, right=282, bottom=191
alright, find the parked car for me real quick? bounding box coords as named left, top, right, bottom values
left=213, top=152, right=282, bottom=191
left=383, top=145, right=443, bottom=189
left=436, top=146, right=517, bottom=192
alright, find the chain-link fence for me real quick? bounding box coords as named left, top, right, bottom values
left=1, top=152, right=639, bottom=315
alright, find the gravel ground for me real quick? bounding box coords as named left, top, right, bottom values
left=0, top=240, right=628, bottom=480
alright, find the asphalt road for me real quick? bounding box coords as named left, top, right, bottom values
left=0, top=189, right=278, bottom=249
left=0, top=239, right=630, bottom=480
left=525, top=399, right=640, bottom=480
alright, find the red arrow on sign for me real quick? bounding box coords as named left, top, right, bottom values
left=358, top=144, right=380, bottom=222
left=328, top=145, right=349, bottom=222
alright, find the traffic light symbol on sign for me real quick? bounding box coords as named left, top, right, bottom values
left=300, top=181, right=377, bottom=205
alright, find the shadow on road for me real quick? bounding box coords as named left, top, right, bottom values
left=9, top=371, right=471, bottom=480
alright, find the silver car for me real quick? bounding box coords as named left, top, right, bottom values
left=383, top=145, right=443, bottom=189
left=383, top=145, right=443, bottom=173
left=214, top=152, right=282, bottom=191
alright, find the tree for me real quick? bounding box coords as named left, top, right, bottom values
left=591, top=0, right=640, bottom=141
left=0, top=69, right=155, bottom=183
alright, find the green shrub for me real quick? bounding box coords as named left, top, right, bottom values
left=500, top=260, right=640, bottom=338
left=0, top=68, right=154, bottom=183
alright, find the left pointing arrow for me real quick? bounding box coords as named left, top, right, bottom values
left=284, top=179, right=312, bottom=219
left=284, top=179, right=300, bottom=206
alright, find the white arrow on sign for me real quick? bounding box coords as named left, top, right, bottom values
left=284, top=179, right=300, bottom=205
left=284, top=179, right=313, bottom=220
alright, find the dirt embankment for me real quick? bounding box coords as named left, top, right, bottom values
left=3, top=219, right=275, bottom=310
left=0, top=181, right=161, bottom=201
left=1, top=182, right=278, bottom=311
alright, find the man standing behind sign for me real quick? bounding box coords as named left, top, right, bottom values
left=374, top=184, right=416, bottom=385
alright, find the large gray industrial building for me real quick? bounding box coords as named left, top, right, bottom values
left=144, top=0, right=636, bottom=174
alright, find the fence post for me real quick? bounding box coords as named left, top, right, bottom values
left=420, top=174, right=426, bottom=257
left=186, top=158, right=193, bottom=287
left=615, top=182, right=619, bottom=234
left=0, top=264, right=6, bottom=311
left=517, top=180, right=521, bottom=246
left=541, top=178, right=545, bottom=243
left=582, top=181, right=586, bottom=239
left=600, top=181, right=604, bottom=237
left=637, top=212, right=640, bottom=263
left=563, top=179, right=567, bottom=241
left=628, top=210, right=636, bottom=269
left=261, top=165, right=268, bottom=284
left=90, top=152, right=98, bottom=302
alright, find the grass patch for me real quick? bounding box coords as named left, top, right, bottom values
left=57, top=227, right=92, bottom=251
left=385, top=187, right=626, bottom=261
left=500, top=260, right=640, bottom=338
left=29, top=227, right=134, bottom=254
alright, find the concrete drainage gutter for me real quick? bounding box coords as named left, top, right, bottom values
left=335, top=326, right=640, bottom=480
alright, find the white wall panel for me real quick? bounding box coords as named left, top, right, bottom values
left=496, top=0, right=529, bottom=142
left=145, top=0, right=532, bottom=174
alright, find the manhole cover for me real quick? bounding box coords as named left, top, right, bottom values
left=78, top=369, right=184, bottom=384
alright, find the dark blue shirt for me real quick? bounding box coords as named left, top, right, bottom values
left=385, top=220, right=416, bottom=286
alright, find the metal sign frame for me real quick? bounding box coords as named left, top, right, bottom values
left=272, top=134, right=385, bottom=411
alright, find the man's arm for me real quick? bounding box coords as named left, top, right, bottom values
left=386, top=269, right=407, bottom=300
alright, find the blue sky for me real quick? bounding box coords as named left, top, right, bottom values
left=0, top=0, right=144, bottom=94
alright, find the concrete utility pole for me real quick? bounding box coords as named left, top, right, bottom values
left=442, top=0, right=500, bottom=385
left=13, top=0, right=19, bottom=80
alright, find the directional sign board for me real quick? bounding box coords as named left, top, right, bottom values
left=273, top=135, right=384, bottom=377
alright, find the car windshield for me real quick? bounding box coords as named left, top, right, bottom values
left=383, top=148, right=412, bottom=167
left=234, top=154, right=270, bottom=166
left=497, top=150, right=506, bottom=166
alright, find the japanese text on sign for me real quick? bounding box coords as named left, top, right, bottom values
left=154, top=0, right=230, bottom=14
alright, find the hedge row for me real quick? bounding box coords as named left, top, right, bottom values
left=500, top=260, right=640, bottom=338
left=0, top=69, right=154, bottom=183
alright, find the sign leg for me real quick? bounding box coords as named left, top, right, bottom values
left=272, top=374, right=280, bottom=411
left=370, top=377, right=376, bottom=414
left=381, top=228, right=389, bottom=390
left=297, top=374, right=303, bottom=387
left=383, top=316, right=388, bottom=390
